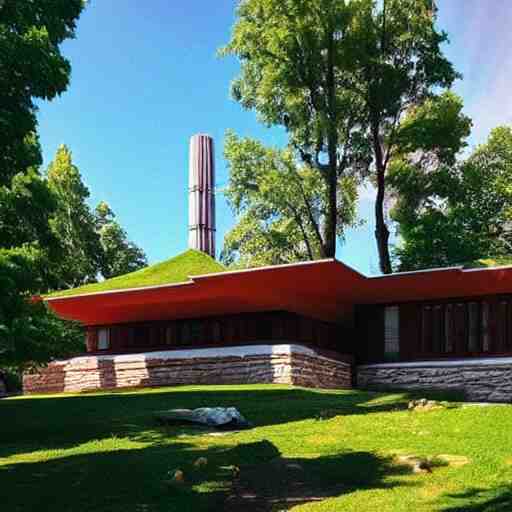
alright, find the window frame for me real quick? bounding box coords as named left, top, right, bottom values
left=97, top=328, right=110, bottom=351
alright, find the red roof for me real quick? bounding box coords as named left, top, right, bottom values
left=45, top=259, right=512, bottom=326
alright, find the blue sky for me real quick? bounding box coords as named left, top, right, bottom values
left=37, top=1, right=512, bottom=275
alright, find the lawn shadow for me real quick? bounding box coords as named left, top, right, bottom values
left=439, top=485, right=512, bottom=511
left=0, top=438, right=414, bottom=512
left=225, top=440, right=414, bottom=511
left=0, top=386, right=456, bottom=459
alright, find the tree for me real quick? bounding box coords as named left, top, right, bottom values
left=222, top=0, right=459, bottom=272
left=47, top=145, right=103, bottom=288
left=0, top=165, right=58, bottom=251
left=0, top=0, right=84, bottom=185
left=221, top=0, right=371, bottom=259
left=0, top=247, right=84, bottom=373
left=340, top=0, right=461, bottom=273
left=388, top=91, right=473, bottom=270
left=391, top=126, right=512, bottom=271
left=95, top=201, right=147, bottom=278
left=221, top=131, right=358, bottom=267
left=0, top=1, right=86, bottom=375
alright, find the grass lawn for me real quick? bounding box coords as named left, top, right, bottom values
left=1, top=385, right=512, bottom=511
left=46, top=249, right=226, bottom=298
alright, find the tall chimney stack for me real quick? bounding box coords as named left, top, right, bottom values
left=188, top=134, right=216, bottom=258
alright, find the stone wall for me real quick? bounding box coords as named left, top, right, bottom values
left=357, top=358, right=512, bottom=403
left=23, top=344, right=352, bottom=394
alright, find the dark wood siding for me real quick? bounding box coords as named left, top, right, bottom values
left=357, top=295, right=512, bottom=363
left=355, top=305, right=384, bottom=364
left=87, top=311, right=348, bottom=355
left=399, top=303, right=420, bottom=360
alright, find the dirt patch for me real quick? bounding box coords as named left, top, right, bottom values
left=408, top=399, right=447, bottom=412
left=395, top=453, right=470, bottom=474
left=222, top=449, right=410, bottom=511
left=436, top=454, right=470, bottom=467
left=396, top=455, right=438, bottom=474
left=224, top=457, right=344, bottom=511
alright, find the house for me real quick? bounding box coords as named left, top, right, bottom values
left=23, top=135, right=512, bottom=402
left=24, top=248, right=512, bottom=402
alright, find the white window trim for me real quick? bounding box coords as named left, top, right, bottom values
left=98, top=328, right=110, bottom=350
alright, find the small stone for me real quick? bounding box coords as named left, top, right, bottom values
left=172, top=469, right=184, bottom=483
left=397, top=455, right=432, bottom=473
left=415, top=459, right=432, bottom=473
left=193, top=457, right=208, bottom=468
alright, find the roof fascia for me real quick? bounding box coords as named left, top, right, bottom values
left=44, top=279, right=195, bottom=302
left=367, top=265, right=463, bottom=279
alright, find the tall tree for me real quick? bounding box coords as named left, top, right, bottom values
left=95, top=201, right=147, bottom=278
left=0, top=0, right=84, bottom=185
left=391, top=126, right=512, bottom=270
left=0, top=164, right=57, bottom=252
left=345, top=0, right=460, bottom=272
left=221, top=0, right=371, bottom=259
left=222, top=0, right=458, bottom=272
left=0, top=247, right=84, bottom=373
left=46, top=145, right=102, bottom=288
left=0, top=0, right=86, bottom=374
left=221, top=132, right=359, bottom=267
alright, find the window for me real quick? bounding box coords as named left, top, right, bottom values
left=384, top=306, right=400, bottom=361
left=417, top=298, right=512, bottom=357
left=181, top=322, right=190, bottom=345
left=482, top=302, right=490, bottom=352
left=499, top=301, right=509, bottom=351
left=212, top=321, right=221, bottom=342
left=432, top=305, right=444, bottom=352
left=445, top=304, right=454, bottom=353
left=166, top=325, right=176, bottom=345
left=468, top=302, right=479, bottom=352
left=98, top=328, right=110, bottom=350
left=422, top=306, right=432, bottom=353
left=190, top=320, right=202, bottom=342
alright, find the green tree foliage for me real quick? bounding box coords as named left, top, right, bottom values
left=221, top=132, right=358, bottom=267
left=391, top=126, right=512, bottom=271
left=0, top=247, right=84, bottom=373
left=0, top=1, right=86, bottom=374
left=222, top=0, right=459, bottom=272
left=221, top=0, right=371, bottom=259
left=95, top=201, right=147, bottom=278
left=0, top=165, right=57, bottom=251
left=47, top=144, right=103, bottom=288
left=340, top=0, right=461, bottom=273
left=0, top=0, right=84, bottom=184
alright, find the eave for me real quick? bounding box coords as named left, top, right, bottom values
left=44, top=259, right=512, bottom=326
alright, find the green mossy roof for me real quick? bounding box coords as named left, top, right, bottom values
left=47, top=249, right=227, bottom=298
left=463, top=257, right=512, bottom=269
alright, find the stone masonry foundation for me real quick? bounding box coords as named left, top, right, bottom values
left=357, top=358, right=512, bottom=403
left=23, top=344, right=352, bottom=394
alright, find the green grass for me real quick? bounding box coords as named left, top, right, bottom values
left=46, top=251, right=512, bottom=299
left=47, top=249, right=227, bottom=298
left=464, top=257, right=512, bottom=269
left=2, top=385, right=512, bottom=511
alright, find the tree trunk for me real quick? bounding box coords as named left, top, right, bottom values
left=372, top=121, right=393, bottom=274
left=375, top=167, right=392, bottom=274
left=322, top=32, right=338, bottom=259
left=322, top=161, right=337, bottom=258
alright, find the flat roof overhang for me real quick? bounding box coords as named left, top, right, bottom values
left=44, top=260, right=512, bottom=326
